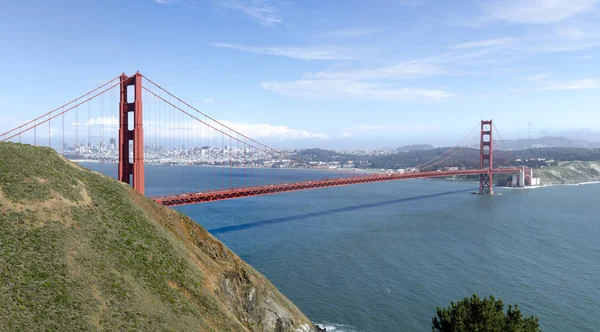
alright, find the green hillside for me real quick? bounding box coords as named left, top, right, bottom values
left=0, top=142, right=319, bottom=332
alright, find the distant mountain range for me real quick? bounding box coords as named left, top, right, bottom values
left=497, top=136, right=600, bottom=150
left=397, top=137, right=600, bottom=152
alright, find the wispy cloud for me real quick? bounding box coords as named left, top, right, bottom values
left=261, top=79, right=451, bottom=102
left=306, top=63, right=444, bottom=80
left=554, top=26, right=587, bottom=40
left=153, top=0, right=282, bottom=26
left=540, top=79, right=600, bottom=90
left=483, top=0, right=599, bottom=24
left=72, top=116, right=118, bottom=127
left=202, top=98, right=216, bottom=103
left=523, top=74, right=600, bottom=90
left=453, top=37, right=513, bottom=49
left=440, top=33, right=600, bottom=65
left=523, top=74, right=551, bottom=82
left=348, top=123, right=436, bottom=135
left=320, top=28, right=381, bottom=39
left=213, top=42, right=352, bottom=60
left=522, top=39, right=600, bottom=53
left=396, top=0, right=424, bottom=6
left=260, top=60, right=450, bottom=102
left=215, top=0, right=282, bottom=26
left=220, top=120, right=329, bottom=140
left=338, top=123, right=438, bottom=141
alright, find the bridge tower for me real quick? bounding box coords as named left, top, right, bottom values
left=118, top=72, right=145, bottom=195
left=479, top=120, right=493, bottom=194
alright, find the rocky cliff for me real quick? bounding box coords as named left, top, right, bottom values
left=534, top=161, right=600, bottom=185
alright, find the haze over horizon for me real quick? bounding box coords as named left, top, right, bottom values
left=2, top=0, right=600, bottom=149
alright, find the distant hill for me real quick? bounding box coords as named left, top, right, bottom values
left=396, top=144, right=434, bottom=152
left=501, top=136, right=600, bottom=150
left=0, top=142, right=320, bottom=332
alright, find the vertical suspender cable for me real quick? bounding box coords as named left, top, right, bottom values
left=48, top=114, right=51, bottom=148
left=223, top=124, right=225, bottom=189
left=197, top=112, right=200, bottom=192
left=243, top=137, right=246, bottom=188
left=237, top=133, right=240, bottom=188
left=62, top=111, right=64, bottom=155
left=100, top=85, right=103, bottom=155
left=75, top=105, right=78, bottom=156
left=229, top=134, right=232, bottom=189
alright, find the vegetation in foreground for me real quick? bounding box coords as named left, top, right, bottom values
left=432, top=294, right=541, bottom=332
left=0, top=142, right=316, bottom=331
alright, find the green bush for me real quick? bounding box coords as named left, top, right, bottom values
left=432, top=294, right=541, bottom=332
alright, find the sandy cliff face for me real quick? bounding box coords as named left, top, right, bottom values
left=0, top=142, right=320, bottom=332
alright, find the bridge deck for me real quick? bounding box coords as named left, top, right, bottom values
left=154, top=168, right=522, bottom=207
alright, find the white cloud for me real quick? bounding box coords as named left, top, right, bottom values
left=202, top=98, right=216, bottom=103
left=320, top=28, right=381, bottom=39
left=213, top=43, right=351, bottom=60
left=307, top=63, right=444, bottom=80
left=74, top=116, right=118, bottom=126
left=483, top=0, right=599, bottom=24
left=155, top=0, right=282, bottom=26
left=523, top=74, right=551, bottom=82
left=396, top=0, right=423, bottom=6
left=349, top=124, right=436, bottom=134
left=219, top=120, right=328, bottom=140
left=530, top=40, right=600, bottom=53
left=523, top=74, right=600, bottom=90
left=261, top=79, right=451, bottom=101
left=216, top=0, right=282, bottom=26
left=540, top=79, right=600, bottom=90
left=554, top=26, right=587, bottom=40
left=453, top=37, right=513, bottom=49
left=260, top=60, right=451, bottom=102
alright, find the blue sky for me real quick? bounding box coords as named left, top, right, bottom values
left=2, top=0, right=600, bottom=148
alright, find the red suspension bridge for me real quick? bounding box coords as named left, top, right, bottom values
left=1, top=72, right=527, bottom=207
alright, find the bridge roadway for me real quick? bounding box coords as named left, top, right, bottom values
left=154, top=168, right=522, bottom=207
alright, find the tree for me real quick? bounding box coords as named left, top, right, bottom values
left=432, top=294, right=541, bottom=332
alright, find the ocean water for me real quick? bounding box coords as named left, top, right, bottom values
left=86, top=163, right=600, bottom=331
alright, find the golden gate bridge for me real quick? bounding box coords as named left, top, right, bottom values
left=0, top=72, right=527, bottom=207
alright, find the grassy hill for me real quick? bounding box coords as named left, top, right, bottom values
left=0, top=142, right=319, bottom=332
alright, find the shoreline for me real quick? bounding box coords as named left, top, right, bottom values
left=499, top=180, right=600, bottom=189
left=71, top=160, right=600, bottom=188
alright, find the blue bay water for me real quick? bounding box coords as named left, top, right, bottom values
left=86, top=163, right=600, bottom=331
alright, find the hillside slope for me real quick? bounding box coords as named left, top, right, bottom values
left=534, top=161, right=600, bottom=185
left=0, top=142, right=320, bottom=332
